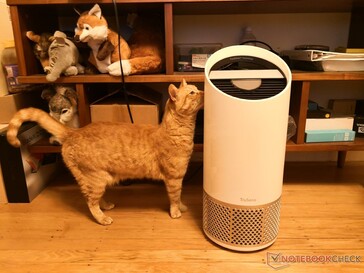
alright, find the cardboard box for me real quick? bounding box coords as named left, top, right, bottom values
left=0, top=90, right=45, bottom=123
left=90, top=85, right=163, bottom=125
left=328, top=99, right=356, bottom=117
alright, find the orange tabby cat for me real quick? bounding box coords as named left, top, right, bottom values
left=7, top=79, right=204, bottom=225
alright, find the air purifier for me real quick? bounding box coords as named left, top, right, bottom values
left=203, top=45, right=292, bottom=251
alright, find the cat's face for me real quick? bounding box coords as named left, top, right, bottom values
left=49, top=94, right=76, bottom=124
left=168, top=79, right=204, bottom=115
left=33, top=33, right=52, bottom=60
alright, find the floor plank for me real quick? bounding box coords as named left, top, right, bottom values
left=0, top=162, right=363, bottom=272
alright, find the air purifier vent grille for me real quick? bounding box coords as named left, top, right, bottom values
left=211, top=79, right=287, bottom=100
left=203, top=191, right=281, bottom=249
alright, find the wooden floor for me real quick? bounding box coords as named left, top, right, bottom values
left=0, top=162, right=363, bottom=273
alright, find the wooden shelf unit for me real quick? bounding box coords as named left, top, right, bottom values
left=6, top=0, right=364, bottom=167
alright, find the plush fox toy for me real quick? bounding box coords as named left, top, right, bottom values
left=74, top=4, right=164, bottom=76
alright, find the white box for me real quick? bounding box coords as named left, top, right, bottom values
left=306, top=117, right=354, bottom=131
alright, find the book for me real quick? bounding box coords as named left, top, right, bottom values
left=305, top=129, right=355, bottom=143
left=306, top=117, right=354, bottom=131
left=328, top=99, right=356, bottom=116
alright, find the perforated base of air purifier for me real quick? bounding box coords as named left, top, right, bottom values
left=203, top=191, right=281, bottom=251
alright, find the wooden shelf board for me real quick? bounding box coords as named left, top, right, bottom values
left=7, top=0, right=364, bottom=14
left=28, top=138, right=62, bottom=154
left=28, top=138, right=364, bottom=154
left=17, top=71, right=364, bottom=84
left=17, top=74, right=205, bottom=84
left=286, top=138, right=364, bottom=152
left=28, top=139, right=204, bottom=154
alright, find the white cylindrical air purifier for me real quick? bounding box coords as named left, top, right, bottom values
left=203, top=45, right=292, bottom=251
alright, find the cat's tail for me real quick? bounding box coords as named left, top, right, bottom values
left=7, top=107, right=71, bottom=147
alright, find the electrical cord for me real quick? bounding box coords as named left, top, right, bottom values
left=112, top=0, right=134, bottom=123
left=240, top=40, right=279, bottom=55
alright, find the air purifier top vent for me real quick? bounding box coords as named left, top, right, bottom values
left=210, top=55, right=278, bottom=71
left=208, top=55, right=287, bottom=100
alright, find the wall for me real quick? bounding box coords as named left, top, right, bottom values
left=173, top=13, right=350, bottom=51
left=0, top=0, right=14, bottom=96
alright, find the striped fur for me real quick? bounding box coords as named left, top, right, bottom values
left=6, top=107, right=71, bottom=147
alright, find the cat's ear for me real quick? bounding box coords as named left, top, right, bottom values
left=41, top=88, right=56, bottom=102
left=26, top=31, right=40, bottom=43
left=180, top=78, right=187, bottom=88
left=64, top=88, right=78, bottom=107
left=89, top=4, right=102, bottom=19
left=168, top=84, right=178, bottom=102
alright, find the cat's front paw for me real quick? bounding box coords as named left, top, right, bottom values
left=98, top=216, right=114, bottom=226
left=170, top=207, right=182, bottom=219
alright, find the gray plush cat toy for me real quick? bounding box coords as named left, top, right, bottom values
left=45, top=31, right=84, bottom=82
left=41, top=85, right=80, bottom=144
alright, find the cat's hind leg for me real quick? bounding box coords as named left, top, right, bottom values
left=78, top=173, right=114, bottom=225
left=87, top=193, right=114, bottom=225
left=100, top=198, right=115, bottom=210
left=164, top=178, right=187, bottom=219
left=180, top=202, right=188, bottom=213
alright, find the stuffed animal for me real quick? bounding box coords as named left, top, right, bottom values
left=26, top=31, right=52, bottom=70
left=45, top=31, right=85, bottom=82
left=41, top=84, right=79, bottom=144
left=74, top=4, right=164, bottom=76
